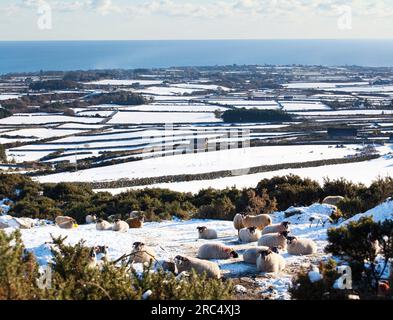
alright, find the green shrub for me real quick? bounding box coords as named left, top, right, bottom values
left=290, top=259, right=350, bottom=300
left=336, top=197, right=366, bottom=219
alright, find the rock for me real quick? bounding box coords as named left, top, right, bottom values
left=234, top=285, right=247, bottom=294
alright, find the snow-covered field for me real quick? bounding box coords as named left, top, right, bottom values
left=126, top=104, right=228, bottom=112
left=0, top=114, right=107, bottom=125
left=2, top=200, right=391, bottom=300
left=281, top=101, right=330, bottom=111
left=108, top=111, right=221, bottom=124
left=86, top=79, right=163, bottom=86
left=36, top=144, right=367, bottom=183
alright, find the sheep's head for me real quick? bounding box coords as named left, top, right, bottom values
left=97, top=218, right=104, bottom=223
left=133, top=242, right=145, bottom=251
left=280, top=231, right=289, bottom=238
left=94, top=245, right=108, bottom=255
left=258, top=249, right=272, bottom=259
left=230, top=250, right=239, bottom=258
left=114, top=219, right=121, bottom=223
left=139, top=216, right=145, bottom=223
left=89, top=248, right=96, bottom=258
left=286, top=236, right=297, bottom=244
left=174, top=255, right=189, bottom=266
left=271, top=247, right=280, bottom=254
left=282, top=221, right=290, bottom=229
left=197, top=226, right=207, bottom=233
left=248, top=227, right=257, bottom=234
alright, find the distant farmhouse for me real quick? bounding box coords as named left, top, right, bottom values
left=328, top=128, right=358, bottom=139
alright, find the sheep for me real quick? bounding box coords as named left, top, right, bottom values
left=262, top=221, right=291, bottom=235
left=239, top=227, right=262, bottom=243
left=197, top=243, right=239, bottom=260
left=161, top=260, right=177, bottom=273
left=286, top=236, right=317, bottom=255
left=112, top=219, right=129, bottom=232
left=256, top=249, right=286, bottom=273
left=126, top=216, right=144, bottom=229
left=174, top=255, right=221, bottom=279
left=85, top=215, right=97, bottom=224
left=87, top=248, right=98, bottom=269
left=55, top=216, right=77, bottom=229
left=233, top=213, right=245, bottom=235
left=242, top=214, right=272, bottom=230
left=130, top=242, right=156, bottom=264
left=322, top=196, right=345, bottom=206
left=197, top=226, right=218, bottom=239
left=243, top=246, right=270, bottom=264
left=107, top=214, right=122, bottom=223
left=257, top=231, right=289, bottom=250
left=96, top=219, right=112, bottom=231
left=94, top=245, right=109, bottom=263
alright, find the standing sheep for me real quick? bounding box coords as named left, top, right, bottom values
left=286, top=236, right=317, bottom=255
left=130, top=242, right=156, bottom=264
left=262, top=221, right=291, bottom=235
left=112, top=219, right=129, bottom=232
left=242, top=214, right=272, bottom=230
left=197, top=243, right=239, bottom=260
left=85, top=215, right=97, bottom=224
left=174, top=255, right=221, bottom=279
left=257, top=231, right=289, bottom=250
left=256, top=249, right=286, bottom=273
left=126, top=216, right=144, bottom=229
left=197, top=226, right=218, bottom=239
left=233, top=213, right=245, bottom=235
left=239, top=227, right=262, bottom=243
left=322, top=196, right=345, bottom=206
left=96, top=219, right=112, bottom=231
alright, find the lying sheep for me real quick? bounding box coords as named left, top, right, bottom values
left=233, top=213, right=245, bottom=235
left=55, top=216, right=77, bottom=229
left=96, top=219, right=112, bottom=231
left=107, top=214, right=122, bottom=223
left=256, top=249, right=286, bottom=273
left=197, top=226, right=218, bottom=239
left=322, top=196, right=345, bottom=206
left=174, top=255, right=221, bottom=279
left=262, top=221, right=290, bottom=235
left=239, top=227, right=262, bottom=243
left=112, top=219, right=129, bottom=232
left=243, top=246, right=270, bottom=264
left=85, top=215, right=97, bottom=224
left=161, top=260, right=177, bottom=273
left=130, top=242, right=156, bottom=264
left=257, top=231, right=289, bottom=250
left=126, top=216, right=144, bottom=229
left=286, top=236, right=317, bottom=255
left=242, top=214, right=272, bottom=230
left=197, top=243, right=239, bottom=260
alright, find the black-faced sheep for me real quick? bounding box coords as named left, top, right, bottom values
left=262, top=221, right=290, bottom=235
left=96, top=219, right=112, bottom=231
left=197, top=226, right=218, bottom=239
left=239, top=227, right=262, bottom=243
left=242, top=214, right=272, bottom=230
left=197, top=243, right=239, bottom=260
left=130, top=242, right=156, bottom=264
left=257, top=231, right=289, bottom=249
left=286, top=236, right=317, bottom=255
left=112, top=219, right=129, bottom=232
left=243, top=246, right=270, bottom=264
left=174, top=255, right=221, bottom=279
left=256, top=249, right=286, bottom=273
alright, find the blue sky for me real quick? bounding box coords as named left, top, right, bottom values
left=0, top=0, right=392, bottom=40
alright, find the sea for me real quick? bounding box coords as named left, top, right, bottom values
left=1, top=39, right=393, bottom=74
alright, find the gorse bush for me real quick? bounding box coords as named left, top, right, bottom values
left=0, top=231, right=234, bottom=300
left=325, top=217, right=393, bottom=297
left=290, top=259, right=350, bottom=300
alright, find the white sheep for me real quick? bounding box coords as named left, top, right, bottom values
left=322, top=196, right=345, bottom=206
left=55, top=216, right=75, bottom=225
left=197, top=226, right=218, bottom=239
left=262, top=221, right=291, bottom=235
left=55, top=216, right=77, bottom=229
left=96, top=219, right=112, bottom=231
left=85, top=215, right=97, bottom=224
left=233, top=213, right=245, bottom=235
left=242, top=214, right=272, bottom=230
left=286, top=236, right=317, bottom=255
left=257, top=231, right=289, bottom=250
left=174, top=255, right=221, bottom=279
left=112, top=219, right=129, bottom=232
left=243, top=246, right=270, bottom=264
left=197, top=243, right=239, bottom=260
left=256, top=249, right=286, bottom=273
left=239, top=227, right=262, bottom=243
left=130, top=242, right=156, bottom=264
